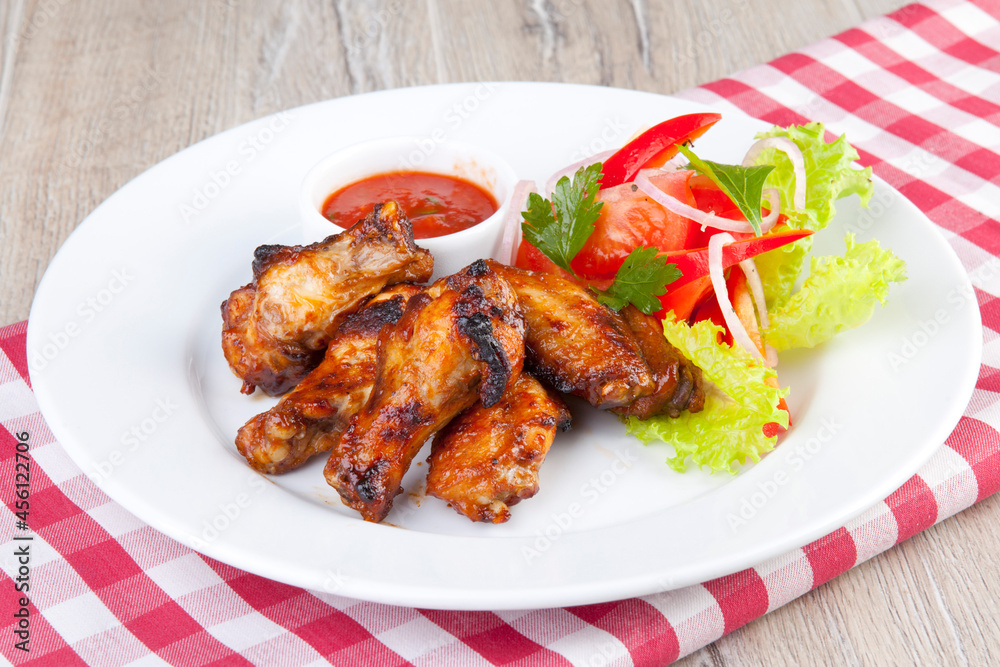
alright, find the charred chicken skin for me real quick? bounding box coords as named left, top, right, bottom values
left=221, top=201, right=434, bottom=396
left=325, top=259, right=526, bottom=523
left=234, top=284, right=424, bottom=474
left=491, top=262, right=655, bottom=409
left=612, top=306, right=706, bottom=419
left=426, top=373, right=571, bottom=523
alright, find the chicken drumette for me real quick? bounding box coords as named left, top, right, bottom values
left=491, top=262, right=654, bottom=408
left=491, top=262, right=703, bottom=417
left=221, top=201, right=433, bottom=396
left=426, top=372, right=571, bottom=523
left=324, top=259, right=526, bottom=523
left=234, top=284, right=424, bottom=475
left=612, top=306, right=706, bottom=419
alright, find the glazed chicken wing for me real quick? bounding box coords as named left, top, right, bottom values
left=612, top=306, right=705, bottom=419
left=325, top=259, right=526, bottom=523
left=221, top=201, right=434, bottom=396
left=426, top=373, right=571, bottom=523
left=491, top=263, right=654, bottom=409
left=234, top=284, right=424, bottom=474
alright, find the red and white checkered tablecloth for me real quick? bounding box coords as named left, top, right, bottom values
left=4, top=0, right=1000, bottom=664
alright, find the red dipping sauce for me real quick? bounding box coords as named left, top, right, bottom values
left=322, top=171, right=498, bottom=239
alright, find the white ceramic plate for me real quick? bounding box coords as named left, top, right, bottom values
left=28, top=83, right=981, bottom=610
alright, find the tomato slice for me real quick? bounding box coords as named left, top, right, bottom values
left=601, top=113, right=722, bottom=188
left=689, top=173, right=743, bottom=219
left=571, top=171, right=703, bottom=278
left=515, top=237, right=565, bottom=275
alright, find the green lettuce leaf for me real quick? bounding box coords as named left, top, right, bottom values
left=766, top=235, right=907, bottom=351
left=754, top=235, right=813, bottom=310
left=626, top=317, right=789, bottom=474
left=755, top=122, right=874, bottom=232
left=751, top=123, right=875, bottom=309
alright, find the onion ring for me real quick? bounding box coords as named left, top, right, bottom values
left=497, top=179, right=536, bottom=265
left=741, top=137, right=807, bottom=210
left=708, top=232, right=764, bottom=361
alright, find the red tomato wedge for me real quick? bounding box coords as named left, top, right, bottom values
left=689, top=173, right=743, bottom=218
left=515, top=239, right=572, bottom=277
left=571, top=171, right=704, bottom=278
left=601, top=113, right=722, bottom=188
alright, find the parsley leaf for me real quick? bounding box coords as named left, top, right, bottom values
left=678, top=144, right=774, bottom=236
left=521, top=162, right=603, bottom=273
left=520, top=162, right=681, bottom=314
left=591, top=246, right=681, bottom=314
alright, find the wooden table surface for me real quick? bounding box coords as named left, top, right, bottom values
left=2, top=0, right=998, bottom=664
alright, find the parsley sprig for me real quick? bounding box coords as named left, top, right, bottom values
left=520, top=163, right=680, bottom=315
left=522, top=163, right=604, bottom=273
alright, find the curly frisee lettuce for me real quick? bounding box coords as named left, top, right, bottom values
left=626, top=317, right=789, bottom=474
left=751, top=122, right=876, bottom=310
left=766, top=235, right=907, bottom=350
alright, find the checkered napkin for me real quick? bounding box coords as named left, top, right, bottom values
left=4, top=0, right=1000, bottom=664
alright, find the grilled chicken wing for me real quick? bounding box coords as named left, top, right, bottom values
left=221, top=201, right=434, bottom=396
left=234, top=284, right=424, bottom=474
left=426, top=373, right=571, bottom=523
left=612, top=306, right=705, bottom=419
left=491, top=263, right=654, bottom=409
left=325, top=259, right=526, bottom=523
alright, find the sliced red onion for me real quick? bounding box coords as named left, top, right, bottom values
left=741, top=137, right=806, bottom=210
left=497, top=179, right=536, bottom=265
left=708, top=232, right=764, bottom=361
left=765, top=345, right=779, bottom=368
left=636, top=170, right=777, bottom=235
left=544, top=149, right=616, bottom=197
left=737, top=253, right=777, bottom=367
left=760, top=188, right=780, bottom=229
left=737, top=255, right=769, bottom=331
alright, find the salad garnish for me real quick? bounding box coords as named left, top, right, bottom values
left=520, top=162, right=681, bottom=314
left=677, top=144, right=774, bottom=236
left=626, top=317, right=789, bottom=473
left=515, top=116, right=907, bottom=473
left=590, top=246, right=681, bottom=314
left=521, top=162, right=604, bottom=274
left=766, top=235, right=907, bottom=350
